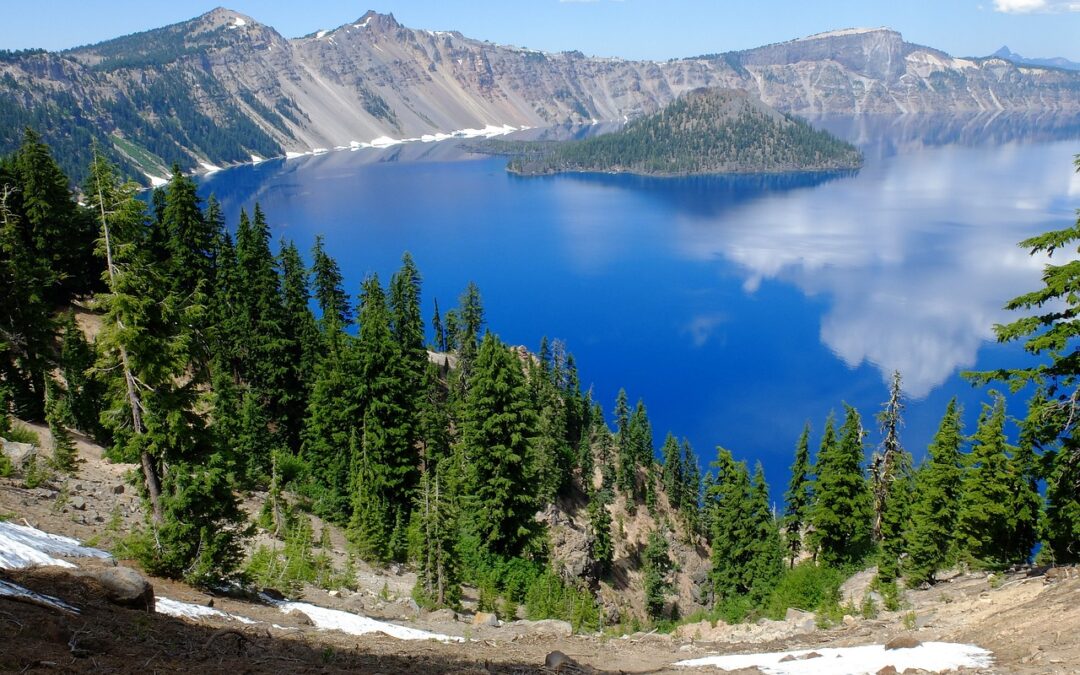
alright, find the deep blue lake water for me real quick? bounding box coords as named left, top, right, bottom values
left=198, top=115, right=1080, bottom=504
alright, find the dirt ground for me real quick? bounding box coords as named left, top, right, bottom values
left=3, top=427, right=1080, bottom=674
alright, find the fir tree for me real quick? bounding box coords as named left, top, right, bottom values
left=782, top=422, right=813, bottom=568
left=643, top=529, right=673, bottom=620
left=88, top=152, right=245, bottom=584
left=57, top=311, right=106, bottom=443
left=904, top=399, right=964, bottom=585
left=46, top=381, right=77, bottom=473
left=413, top=462, right=462, bottom=609
left=278, top=239, right=319, bottom=450
left=955, top=395, right=1033, bottom=569
left=161, top=166, right=213, bottom=298
left=431, top=297, right=446, bottom=351
left=874, top=372, right=914, bottom=584
left=460, top=333, right=538, bottom=556
left=311, top=235, right=351, bottom=328
left=747, top=462, right=783, bottom=605
left=587, top=489, right=613, bottom=577
left=706, top=447, right=754, bottom=603
left=357, top=273, right=416, bottom=559
left=810, top=406, right=872, bottom=568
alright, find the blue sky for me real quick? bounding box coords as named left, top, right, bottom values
left=2, top=1, right=1078, bottom=61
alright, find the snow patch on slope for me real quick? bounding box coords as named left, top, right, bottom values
left=675, top=642, right=993, bottom=674
left=156, top=596, right=256, bottom=624
left=276, top=600, right=463, bottom=642
left=0, top=522, right=112, bottom=570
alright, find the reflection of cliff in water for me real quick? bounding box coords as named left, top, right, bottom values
left=807, top=113, right=1080, bottom=159
left=544, top=170, right=856, bottom=219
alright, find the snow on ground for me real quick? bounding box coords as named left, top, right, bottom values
left=316, top=30, right=329, bottom=39
left=200, top=162, right=222, bottom=173
left=369, top=136, right=402, bottom=148
left=228, top=17, right=247, bottom=29
left=675, top=642, right=993, bottom=675
left=275, top=600, right=464, bottom=642
left=144, top=173, right=168, bottom=188
left=156, top=596, right=256, bottom=624
left=250, top=154, right=264, bottom=164
left=0, top=522, right=112, bottom=570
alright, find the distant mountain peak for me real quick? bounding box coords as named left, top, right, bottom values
left=993, top=45, right=1015, bottom=58
left=795, top=27, right=896, bottom=42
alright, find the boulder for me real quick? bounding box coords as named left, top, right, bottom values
left=286, top=609, right=314, bottom=626
left=877, top=667, right=899, bottom=675
left=1, top=440, right=37, bottom=469
left=472, top=611, right=499, bottom=627
left=69, top=496, right=87, bottom=511
left=885, top=635, right=922, bottom=650
left=112, top=484, right=125, bottom=494
left=90, top=566, right=154, bottom=611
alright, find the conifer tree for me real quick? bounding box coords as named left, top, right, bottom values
left=661, top=432, right=683, bottom=498
left=904, top=399, right=964, bottom=585
left=58, top=311, right=106, bottom=443
left=11, top=128, right=97, bottom=301
left=46, top=381, right=77, bottom=473
left=810, top=406, right=872, bottom=568
left=0, top=158, right=56, bottom=419
left=782, top=422, right=813, bottom=568
left=747, top=462, right=783, bottom=604
left=431, top=298, right=446, bottom=351
left=161, top=166, right=213, bottom=298
left=278, top=239, right=319, bottom=449
left=88, top=153, right=245, bottom=583
left=413, top=462, right=462, bottom=609
left=956, top=395, right=1034, bottom=569
left=643, top=529, right=673, bottom=620
left=679, top=439, right=702, bottom=531
left=706, top=447, right=754, bottom=603
left=357, top=273, right=416, bottom=558
left=874, top=372, right=914, bottom=584
left=311, top=235, right=351, bottom=329
left=587, top=489, right=613, bottom=577
left=460, top=333, right=538, bottom=556
left=349, top=430, right=389, bottom=561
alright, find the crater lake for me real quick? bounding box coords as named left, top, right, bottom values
left=196, top=114, right=1080, bottom=500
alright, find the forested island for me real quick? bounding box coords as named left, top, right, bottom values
left=483, top=88, right=863, bottom=177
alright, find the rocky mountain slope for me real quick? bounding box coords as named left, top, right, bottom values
left=1, top=9, right=1078, bottom=183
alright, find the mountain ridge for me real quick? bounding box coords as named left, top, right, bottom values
left=1, top=8, right=1077, bottom=183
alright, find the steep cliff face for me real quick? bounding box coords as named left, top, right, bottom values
left=1, top=10, right=1076, bottom=182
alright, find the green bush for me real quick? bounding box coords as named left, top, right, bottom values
left=5, top=423, right=40, bottom=445
left=764, top=562, right=844, bottom=619
left=524, top=569, right=600, bottom=633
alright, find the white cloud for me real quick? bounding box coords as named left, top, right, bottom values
left=993, top=0, right=1080, bottom=13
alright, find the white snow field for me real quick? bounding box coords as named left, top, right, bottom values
left=675, top=642, right=993, bottom=674
left=0, top=521, right=112, bottom=569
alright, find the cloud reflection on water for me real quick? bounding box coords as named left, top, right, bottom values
left=673, top=141, right=1076, bottom=397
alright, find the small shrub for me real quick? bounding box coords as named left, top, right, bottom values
left=6, top=423, right=40, bottom=445
left=23, top=454, right=51, bottom=488
left=860, top=593, right=879, bottom=619
left=902, top=610, right=917, bottom=630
